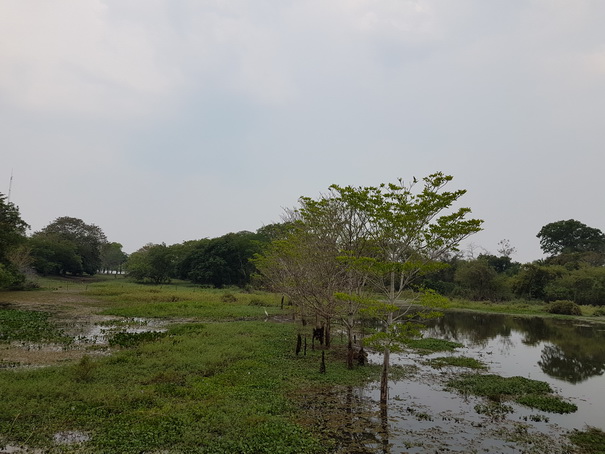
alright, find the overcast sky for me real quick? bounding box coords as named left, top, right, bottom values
left=2, top=1, right=604, bottom=262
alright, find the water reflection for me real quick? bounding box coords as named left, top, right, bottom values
left=306, top=313, right=605, bottom=452
left=539, top=344, right=605, bottom=384
left=424, top=312, right=605, bottom=383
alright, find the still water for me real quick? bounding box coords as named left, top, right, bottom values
left=422, top=312, right=605, bottom=430
left=352, top=312, right=605, bottom=453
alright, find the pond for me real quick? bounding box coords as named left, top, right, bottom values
left=332, top=312, right=605, bottom=453
left=422, top=312, right=605, bottom=431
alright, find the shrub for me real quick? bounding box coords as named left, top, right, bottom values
left=221, top=293, right=237, bottom=303
left=593, top=307, right=605, bottom=317
left=73, top=355, right=95, bottom=382
left=547, top=300, right=582, bottom=316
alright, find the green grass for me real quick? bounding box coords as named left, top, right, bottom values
left=440, top=299, right=548, bottom=316
left=0, top=284, right=379, bottom=453
left=568, top=427, right=605, bottom=454
left=434, top=298, right=605, bottom=323
left=447, top=373, right=577, bottom=414
left=0, top=322, right=354, bottom=452
left=85, top=281, right=282, bottom=320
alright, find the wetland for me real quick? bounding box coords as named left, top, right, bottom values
left=1, top=277, right=604, bottom=453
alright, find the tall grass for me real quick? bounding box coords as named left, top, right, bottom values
left=85, top=280, right=282, bottom=320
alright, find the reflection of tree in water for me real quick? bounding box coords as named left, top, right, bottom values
left=426, top=312, right=605, bottom=383
left=539, top=344, right=605, bottom=384
left=425, top=312, right=511, bottom=347
left=514, top=317, right=556, bottom=346
left=296, top=386, right=389, bottom=453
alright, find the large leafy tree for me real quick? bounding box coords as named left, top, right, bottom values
left=35, top=217, right=108, bottom=275
left=100, top=242, right=128, bottom=275
left=0, top=193, right=29, bottom=288
left=182, top=232, right=264, bottom=288
left=331, top=173, right=482, bottom=404
left=537, top=219, right=605, bottom=256
left=29, top=235, right=83, bottom=275
left=126, top=243, right=175, bottom=284
left=255, top=173, right=482, bottom=404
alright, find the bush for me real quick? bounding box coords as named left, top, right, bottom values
left=593, top=307, right=605, bottom=317
left=221, top=293, right=237, bottom=303
left=547, top=300, right=582, bottom=316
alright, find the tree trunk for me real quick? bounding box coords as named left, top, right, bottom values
left=324, top=318, right=331, bottom=348
left=347, top=339, right=354, bottom=369
left=380, top=346, right=390, bottom=405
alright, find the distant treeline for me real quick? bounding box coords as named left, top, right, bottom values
left=2, top=191, right=605, bottom=306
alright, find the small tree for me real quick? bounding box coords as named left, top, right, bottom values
left=254, top=206, right=349, bottom=347
left=330, top=173, right=482, bottom=405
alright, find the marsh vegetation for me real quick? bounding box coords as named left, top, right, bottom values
left=1, top=277, right=603, bottom=453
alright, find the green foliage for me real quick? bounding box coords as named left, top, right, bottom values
left=0, top=263, right=25, bottom=289
left=29, top=234, right=84, bottom=275
left=537, top=219, right=605, bottom=256
left=474, top=402, right=513, bottom=420
left=100, top=242, right=128, bottom=274
left=512, top=263, right=564, bottom=300
left=0, top=308, right=71, bottom=344
left=0, top=193, right=29, bottom=289
left=544, top=266, right=605, bottom=306
left=0, top=310, right=377, bottom=453
left=220, top=292, right=237, bottom=303
left=448, top=374, right=552, bottom=398
left=546, top=300, right=582, bottom=316
left=427, top=356, right=487, bottom=369
left=180, top=231, right=265, bottom=288
left=405, top=338, right=463, bottom=353
left=73, top=355, right=96, bottom=382
left=90, top=285, right=281, bottom=321
left=455, top=258, right=501, bottom=301
left=108, top=331, right=167, bottom=348
left=35, top=216, right=107, bottom=275
left=126, top=243, right=175, bottom=284
left=568, top=427, right=605, bottom=454
left=447, top=373, right=576, bottom=414
left=515, top=394, right=578, bottom=413
left=593, top=307, right=605, bottom=317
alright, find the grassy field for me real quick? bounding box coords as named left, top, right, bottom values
left=1, top=276, right=602, bottom=453
left=438, top=297, right=605, bottom=322
left=0, top=276, right=379, bottom=453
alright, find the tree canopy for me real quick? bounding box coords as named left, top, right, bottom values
left=537, top=219, right=605, bottom=256
left=0, top=193, right=29, bottom=288
left=32, top=217, right=108, bottom=275
left=255, top=172, right=483, bottom=402
left=126, top=243, right=175, bottom=284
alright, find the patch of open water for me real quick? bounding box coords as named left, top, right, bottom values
left=354, top=312, right=605, bottom=453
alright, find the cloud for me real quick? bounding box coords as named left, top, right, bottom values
left=2, top=0, right=605, bottom=262
left=0, top=0, right=183, bottom=117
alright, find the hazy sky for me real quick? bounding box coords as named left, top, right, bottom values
left=2, top=1, right=604, bottom=262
